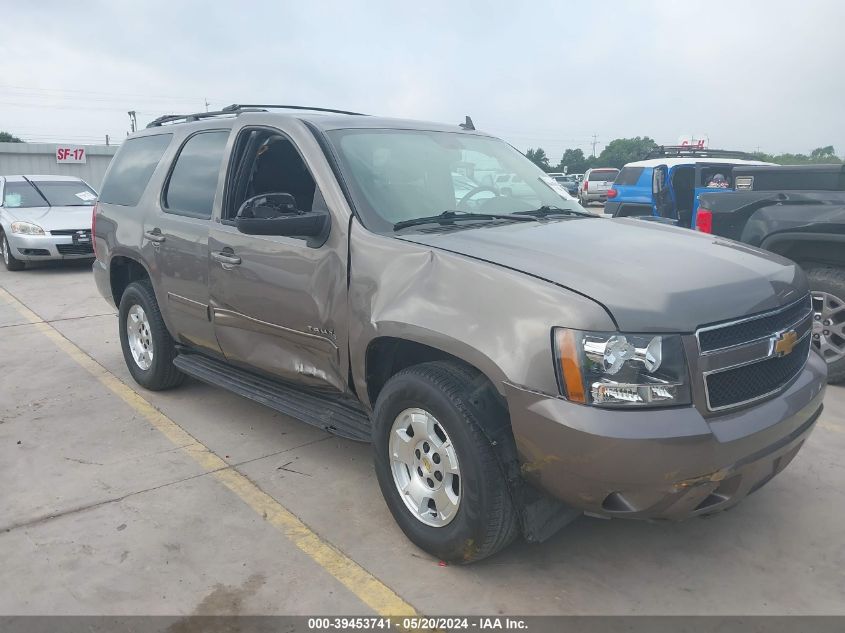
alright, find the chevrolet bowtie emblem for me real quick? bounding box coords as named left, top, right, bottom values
left=773, top=330, right=798, bottom=356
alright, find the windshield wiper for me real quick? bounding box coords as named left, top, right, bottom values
left=22, top=176, right=51, bottom=207
left=393, top=210, right=535, bottom=231
left=514, top=205, right=596, bottom=218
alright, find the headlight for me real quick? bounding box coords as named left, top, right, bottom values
left=553, top=328, right=691, bottom=407
left=10, top=221, right=45, bottom=235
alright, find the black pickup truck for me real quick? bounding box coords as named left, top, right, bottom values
left=695, top=164, right=845, bottom=382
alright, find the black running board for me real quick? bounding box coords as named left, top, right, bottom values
left=173, top=353, right=372, bottom=442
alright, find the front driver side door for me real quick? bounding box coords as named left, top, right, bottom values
left=207, top=123, right=348, bottom=392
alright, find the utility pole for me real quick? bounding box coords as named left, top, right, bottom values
left=204, top=98, right=210, bottom=112
left=128, top=111, right=137, bottom=134
left=591, top=134, right=599, bottom=158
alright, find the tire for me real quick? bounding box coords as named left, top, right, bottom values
left=372, top=361, right=519, bottom=563
left=118, top=279, right=185, bottom=390
left=805, top=265, right=845, bottom=383
left=1, top=232, right=25, bottom=271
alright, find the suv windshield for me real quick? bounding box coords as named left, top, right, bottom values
left=2, top=180, right=97, bottom=208
left=327, top=129, right=586, bottom=232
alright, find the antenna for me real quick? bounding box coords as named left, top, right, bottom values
left=459, top=116, right=475, bottom=131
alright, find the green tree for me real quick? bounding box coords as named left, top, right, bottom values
left=525, top=147, right=550, bottom=171
left=0, top=131, right=23, bottom=142
left=557, top=148, right=590, bottom=174
left=596, top=136, right=657, bottom=169
left=752, top=147, right=842, bottom=165
left=810, top=145, right=836, bottom=160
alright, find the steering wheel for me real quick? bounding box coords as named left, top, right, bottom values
left=457, top=186, right=499, bottom=210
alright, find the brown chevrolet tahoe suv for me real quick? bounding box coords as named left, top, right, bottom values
left=92, top=104, right=827, bottom=562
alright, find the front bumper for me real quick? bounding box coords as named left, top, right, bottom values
left=506, top=351, right=827, bottom=520
left=7, top=232, right=94, bottom=261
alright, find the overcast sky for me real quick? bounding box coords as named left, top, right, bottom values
left=2, top=0, right=843, bottom=159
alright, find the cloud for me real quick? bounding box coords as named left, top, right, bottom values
left=1, top=0, right=842, bottom=156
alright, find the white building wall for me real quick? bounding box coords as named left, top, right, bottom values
left=0, top=142, right=119, bottom=190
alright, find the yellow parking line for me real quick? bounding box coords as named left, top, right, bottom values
left=0, top=286, right=417, bottom=618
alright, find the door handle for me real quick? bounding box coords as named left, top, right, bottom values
left=144, top=229, right=166, bottom=243
left=211, top=250, right=242, bottom=266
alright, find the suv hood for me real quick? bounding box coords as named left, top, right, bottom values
left=400, top=217, right=807, bottom=332
left=3, top=206, right=93, bottom=232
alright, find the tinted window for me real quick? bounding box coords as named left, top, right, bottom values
left=164, top=131, right=229, bottom=218
left=588, top=170, right=619, bottom=182
left=100, top=134, right=172, bottom=206
left=3, top=181, right=48, bottom=208
left=30, top=181, right=98, bottom=206
left=614, top=167, right=644, bottom=186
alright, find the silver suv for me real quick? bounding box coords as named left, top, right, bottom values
left=92, top=104, right=826, bottom=562
left=579, top=167, right=619, bottom=205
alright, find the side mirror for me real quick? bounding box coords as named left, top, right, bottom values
left=235, top=193, right=329, bottom=238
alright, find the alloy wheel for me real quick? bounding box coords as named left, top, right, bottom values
left=126, top=304, right=154, bottom=370
left=812, top=291, right=845, bottom=363
left=388, top=408, right=461, bottom=527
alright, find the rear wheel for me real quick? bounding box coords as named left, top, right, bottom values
left=118, top=280, right=184, bottom=390
left=373, top=361, right=518, bottom=563
left=806, top=265, right=845, bottom=383
left=1, top=233, right=25, bottom=271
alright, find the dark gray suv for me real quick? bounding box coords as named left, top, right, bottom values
left=92, top=105, right=827, bottom=562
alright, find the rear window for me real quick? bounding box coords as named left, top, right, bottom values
left=614, top=167, right=644, bottom=186
left=100, top=134, right=173, bottom=206
left=163, top=131, right=229, bottom=218
left=589, top=169, right=619, bottom=182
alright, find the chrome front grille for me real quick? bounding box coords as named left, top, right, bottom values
left=696, top=296, right=813, bottom=411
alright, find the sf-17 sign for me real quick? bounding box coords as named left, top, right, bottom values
left=56, top=147, right=87, bottom=163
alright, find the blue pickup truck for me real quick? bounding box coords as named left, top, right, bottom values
left=603, top=146, right=771, bottom=228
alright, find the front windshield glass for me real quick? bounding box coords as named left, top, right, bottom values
left=2, top=180, right=97, bottom=208
left=3, top=181, right=48, bottom=208
left=33, top=181, right=98, bottom=206
left=327, top=129, right=586, bottom=232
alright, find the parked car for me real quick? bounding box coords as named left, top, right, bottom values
left=603, top=146, right=771, bottom=223
left=93, top=105, right=826, bottom=563
left=579, top=167, right=619, bottom=205
left=553, top=174, right=580, bottom=196
left=1, top=175, right=98, bottom=271
left=692, top=164, right=845, bottom=383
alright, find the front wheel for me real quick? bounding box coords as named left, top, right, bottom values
left=372, top=361, right=518, bottom=563
left=806, top=265, right=845, bottom=383
left=1, top=233, right=25, bottom=271
left=118, top=280, right=185, bottom=390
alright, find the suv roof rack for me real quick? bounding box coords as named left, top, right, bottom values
left=646, top=145, right=754, bottom=160
left=146, top=103, right=367, bottom=128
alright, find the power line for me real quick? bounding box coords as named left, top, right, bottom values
left=0, top=84, right=226, bottom=103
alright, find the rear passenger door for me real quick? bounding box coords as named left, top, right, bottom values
left=652, top=164, right=673, bottom=217
left=147, top=129, right=230, bottom=353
